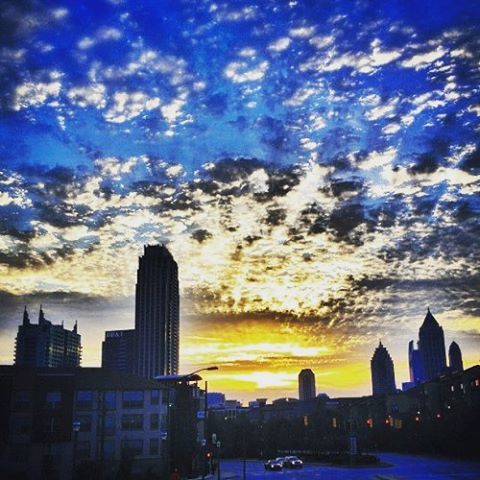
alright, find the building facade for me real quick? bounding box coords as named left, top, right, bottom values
left=298, top=369, right=316, bottom=401
left=371, top=341, right=396, bottom=395
left=418, top=308, right=447, bottom=381
left=134, top=245, right=179, bottom=378
left=0, top=367, right=169, bottom=480
left=14, top=307, right=81, bottom=368
left=448, top=341, right=463, bottom=373
left=101, top=329, right=135, bottom=374
left=408, top=340, right=425, bottom=384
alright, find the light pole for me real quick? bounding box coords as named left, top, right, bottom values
left=157, top=366, right=218, bottom=478
left=72, top=420, right=81, bottom=480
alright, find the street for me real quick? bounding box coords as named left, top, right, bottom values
left=218, top=453, right=480, bottom=479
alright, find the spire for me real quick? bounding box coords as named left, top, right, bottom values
left=73, top=320, right=78, bottom=333
left=421, top=306, right=439, bottom=329
left=39, top=305, right=46, bottom=324
left=22, top=306, right=30, bottom=326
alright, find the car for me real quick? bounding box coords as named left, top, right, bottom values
left=283, top=456, right=303, bottom=469
left=264, top=458, right=283, bottom=471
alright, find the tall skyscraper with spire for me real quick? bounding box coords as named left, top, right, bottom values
left=134, top=245, right=179, bottom=378
left=448, top=341, right=464, bottom=373
left=418, top=307, right=447, bottom=381
left=14, top=306, right=81, bottom=367
left=371, top=341, right=396, bottom=395
left=298, top=369, right=316, bottom=401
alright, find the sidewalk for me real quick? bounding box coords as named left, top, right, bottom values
left=190, top=473, right=238, bottom=480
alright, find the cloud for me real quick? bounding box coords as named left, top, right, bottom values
left=401, top=46, right=446, bottom=69
left=104, top=91, right=161, bottom=123
left=224, top=60, right=269, bottom=83
left=268, top=37, right=291, bottom=53
left=13, top=72, right=62, bottom=110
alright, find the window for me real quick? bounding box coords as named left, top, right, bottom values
left=46, top=391, right=61, bottom=410
left=121, top=414, right=143, bottom=431
left=77, top=441, right=91, bottom=460
left=9, top=444, right=29, bottom=463
left=105, top=391, right=116, bottom=410
left=149, top=438, right=159, bottom=456
left=12, top=416, right=32, bottom=434
left=42, top=416, right=62, bottom=434
left=77, top=415, right=92, bottom=432
left=103, top=439, right=115, bottom=460
left=121, top=439, right=143, bottom=457
left=122, top=391, right=144, bottom=409
left=162, top=390, right=170, bottom=404
left=150, top=413, right=159, bottom=430
left=151, top=389, right=160, bottom=405
left=103, top=414, right=116, bottom=436
left=76, top=391, right=93, bottom=410
left=13, top=391, right=32, bottom=410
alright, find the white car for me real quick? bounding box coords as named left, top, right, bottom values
left=283, top=456, right=303, bottom=469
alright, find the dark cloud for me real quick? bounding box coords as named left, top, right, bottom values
left=459, top=146, right=480, bottom=173
left=191, top=228, right=212, bottom=243
left=408, top=153, right=439, bottom=175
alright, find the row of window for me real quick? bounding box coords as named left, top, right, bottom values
left=11, top=413, right=166, bottom=435
left=13, top=389, right=166, bottom=411
left=9, top=438, right=162, bottom=463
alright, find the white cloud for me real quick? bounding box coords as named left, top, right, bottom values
left=283, top=86, right=317, bottom=107
left=401, top=47, right=446, bottom=70
left=365, top=98, right=398, bottom=121
left=309, top=35, right=334, bottom=49
left=289, top=26, right=315, bottom=38
left=268, top=37, right=291, bottom=53
left=104, top=91, right=161, bottom=123
left=224, top=60, right=269, bottom=83
left=67, top=84, right=106, bottom=109
left=239, top=47, right=256, bottom=58
left=14, top=75, right=62, bottom=111
left=78, top=27, right=122, bottom=50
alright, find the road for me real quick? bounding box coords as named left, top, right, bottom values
left=217, top=453, right=480, bottom=479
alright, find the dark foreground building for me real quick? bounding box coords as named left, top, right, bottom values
left=0, top=366, right=169, bottom=480
left=371, top=341, right=396, bottom=395
left=101, top=329, right=135, bottom=374
left=14, top=306, right=81, bottom=368
left=134, top=245, right=179, bottom=378
left=418, top=308, right=447, bottom=381
left=298, top=369, right=316, bottom=401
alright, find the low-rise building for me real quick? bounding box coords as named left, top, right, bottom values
left=0, top=366, right=169, bottom=479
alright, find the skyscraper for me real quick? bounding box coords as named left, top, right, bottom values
left=408, top=340, right=425, bottom=384
left=134, top=245, right=179, bottom=378
left=418, top=308, right=446, bottom=381
left=371, top=341, right=396, bottom=395
left=14, top=306, right=81, bottom=367
left=448, top=341, right=464, bottom=373
left=102, top=329, right=135, bottom=374
left=298, top=369, right=316, bottom=401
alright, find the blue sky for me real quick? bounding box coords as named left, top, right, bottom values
left=0, top=0, right=479, bottom=400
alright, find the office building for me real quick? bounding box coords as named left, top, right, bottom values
left=418, top=308, right=447, bottom=381
left=448, top=341, right=464, bottom=373
left=371, top=341, right=396, bottom=395
left=408, top=340, right=425, bottom=384
left=298, top=369, right=316, bottom=401
left=14, top=306, right=81, bottom=368
left=134, top=245, right=179, bottom=378
left=101, top=329, right=135, bottom=374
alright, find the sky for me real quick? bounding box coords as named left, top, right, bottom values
left=0, top=0, right=479, bottom=403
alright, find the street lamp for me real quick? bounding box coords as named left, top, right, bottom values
left=72, top=420, right=81, bottom=480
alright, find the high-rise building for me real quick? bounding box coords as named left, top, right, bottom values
left=134, top=245, right=179, bottom=378
left=418, top=308, right=446, bottom=381
left=298, top=369, right=316, bottom=401
left=371, top=341, right=396, bottom=395
left=14, top=306, right=81, bottom=367
left=448, top=341, right=463, bottom=373
left=408, top=340, right=425, bottom=384
left=101, top=329, right=135, bottom=374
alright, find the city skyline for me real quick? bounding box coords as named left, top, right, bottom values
left=1, top=1, right=480, bottom=403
